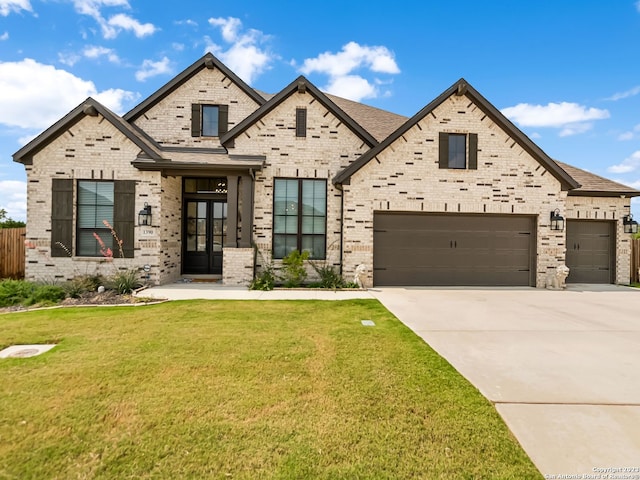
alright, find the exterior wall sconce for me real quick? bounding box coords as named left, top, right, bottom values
left=550, top=209, right=564, bottom=232
left=138, top=203, right=152, bottom=226
left=623, top=214, right=638, bottom=234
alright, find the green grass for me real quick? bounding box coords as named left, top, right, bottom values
left=0, top=300, right=541, bottom=479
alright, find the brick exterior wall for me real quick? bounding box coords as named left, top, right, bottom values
left=343, top=93, right=590, bottom=287
left=24, top=114, right=164, bottom=285
left=227, top=90, right=371, bottom=278
left=566, top=196, right=632, bottom=284
left=20, top=59, right=635, bottom=288
left=131, top=67, right=261, bottom=149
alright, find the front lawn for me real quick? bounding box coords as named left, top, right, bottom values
left=0, top=300, right=541, bottom=479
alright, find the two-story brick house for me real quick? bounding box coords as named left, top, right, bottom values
left=13, top=53, right=640, bottom=287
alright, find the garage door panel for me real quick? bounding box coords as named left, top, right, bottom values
left=373, top=213, right=535, bottom=286
left=566, top=220, right=613, bottom=284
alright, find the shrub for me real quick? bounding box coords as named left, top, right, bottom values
left=250, top=263, right=276, bottom=291
left=0, top=280, right=35, bottom=307
left=25, top=285, right=66, bottom=306
left=109, top=269, right=141, bottom=294
left=64, top=274, right=107, bottom=298
left=309, top=263, right=347, bottom=290
left=281, top=250, right=309, bottom=288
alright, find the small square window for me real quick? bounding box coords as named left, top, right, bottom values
left=439, top=132, right=478, bottom=170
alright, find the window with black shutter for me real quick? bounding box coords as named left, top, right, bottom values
left=439, top=132, right=478, bottom=170
left=191, top=104, right=229, bottom=137
left=296, top=108, right=307, bottom=137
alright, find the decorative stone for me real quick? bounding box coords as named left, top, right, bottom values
left=97, top=285, right=105, bottom=293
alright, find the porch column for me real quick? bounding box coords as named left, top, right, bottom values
left=239, top=175, right=254, bottom=248
left=226, top=175, right=238, bottom=247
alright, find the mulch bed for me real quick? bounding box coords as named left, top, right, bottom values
left=0, top=290, right=163, bottom=315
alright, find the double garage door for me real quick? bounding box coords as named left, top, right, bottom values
left=373, top=214, right=615, bottom=286
left=373, top=213, right=536, bottom=286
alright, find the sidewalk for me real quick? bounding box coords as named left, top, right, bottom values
left=136, top=283, right=375, bottom=301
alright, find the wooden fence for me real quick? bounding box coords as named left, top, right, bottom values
left=632, top=238, right=640, bottom=284
left=0, top=227, right=26, bottom=279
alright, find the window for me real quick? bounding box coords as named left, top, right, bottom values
left=296, top=108, right=307, bottom=137
left=439, top=132, right=478, bottom=170
left=273, top=179, right=326, bottom=259
left=77, top=181, right=114, bottom=256
left=191, top=104, right=228, bottom=137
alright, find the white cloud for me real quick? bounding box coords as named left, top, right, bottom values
left=135, top=56, right=172, bottom=82
left=71, top=0, right=156, bottom=39
left=607, top=85, right=640, bottom=101
left=0, top=180, right=26, bottom=221
left=0, top=31, right=8, bottom=40
left=297, top=41, right=400, bottom=101
left=608, top=151, right=640, bottom=174
left=324, top=75, right=377, bottom=102
left=107, top=13, right=156, bottom=38
left=0, top=0, right=31, bottom=16
left=617, top=124, right=640, bottom=141
left=206, top=17, right=273, bottom=84
left=301, top=42, right=400, bottom=77
left=83, top=45, right=120, bottom=63
left=209, top=17, right=242, bottom=43
left=0, top=58, right=137, bottom=129
left=559, top=123, right=594, bottom=137
left=502, top=102, right=610, bottom=128
left=636, top=1, right=640, bottom=13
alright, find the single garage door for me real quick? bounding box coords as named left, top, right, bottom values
left=566, top=220, right=614, bottom=284
left=373, top=213, right=535, bottom=286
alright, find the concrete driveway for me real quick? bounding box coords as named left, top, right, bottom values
left=370, top=285, right=640, bottom=478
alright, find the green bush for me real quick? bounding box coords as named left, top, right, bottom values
left=250, top=263, right=276, bottom=291
left=64, top=274, right=107, bottom=298
left=25, top=285, right=67, bottom=306
left=281, top=250, right=309, bottom=288
left=0, top=280, right=35, bottom=307
left=109, top=269, right=141, bottom=294
left=309, top=263, right=347, bottom=290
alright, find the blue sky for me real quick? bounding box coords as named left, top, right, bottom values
left=2, top=0, right=640, bottom=221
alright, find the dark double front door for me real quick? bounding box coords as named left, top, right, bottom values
left=183, top=200, right=227, bottom=274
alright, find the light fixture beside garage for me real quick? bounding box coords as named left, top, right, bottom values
left=550, top=209, right=565, bottom=232
left=623, top=214, right=638, bottom=234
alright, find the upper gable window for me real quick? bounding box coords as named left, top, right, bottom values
left=191, top=104, right=228, bottom=137
left=439, top=132, right=478, bottom=170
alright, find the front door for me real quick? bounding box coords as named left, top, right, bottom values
left=183, top=200, right=227, bottom=274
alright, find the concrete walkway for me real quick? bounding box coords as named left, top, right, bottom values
left=137, top=282, right=640, bottom=476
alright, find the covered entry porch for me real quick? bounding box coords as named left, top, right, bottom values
left=133, top=151, right=264, bottom=285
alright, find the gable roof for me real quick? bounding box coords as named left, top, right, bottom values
left=124, top=52, right=266, bottom=122
left=333, top=78, right=580, bottom=190
left=556, top=161, right=640, bottom=197
left=220, top=75, right=378, bottom=148
left=13, top=97, right=162, bottom=165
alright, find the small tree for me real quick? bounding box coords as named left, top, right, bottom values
left=0, top=208, right=26, bottom=228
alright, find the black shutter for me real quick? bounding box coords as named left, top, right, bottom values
left=296, top=108, right=307, bottom=137
left=438, top=132, right=449, bottom=169
left=191, top=104, right=201, bottom=137
left=218, top=104, right=229, bottom=136
left=468, top=133, right=478, bottom=170
left=51, top=179, right=73, bottom=257
left=113, top=180, right=135, bottom=258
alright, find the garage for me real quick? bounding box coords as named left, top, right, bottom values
left=565, top=220, right=614, bottom=284
left=373, top=213, right=536, bottom=286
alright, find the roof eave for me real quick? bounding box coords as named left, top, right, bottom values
left=568, top=190, right=640, bottom=198
left=124, top=53, right=266, bottom=122
left=221, top=76, right=378, bottom=148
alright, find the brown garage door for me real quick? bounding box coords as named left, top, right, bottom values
left=373, top=213, right=535, bottom=286
left=566, top=220, right=614, bottom=284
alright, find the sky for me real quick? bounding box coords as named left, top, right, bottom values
left=1, top=0, right=640, bottom=221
